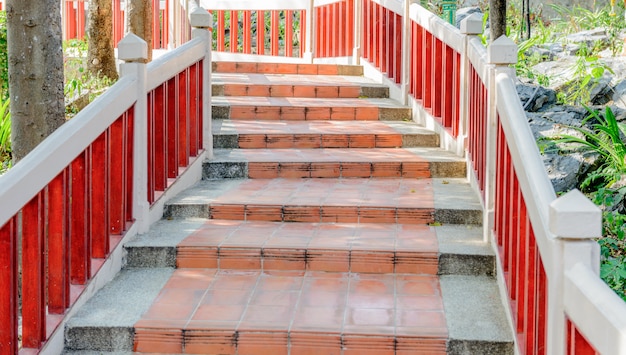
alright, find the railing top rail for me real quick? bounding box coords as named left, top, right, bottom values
left=466, top=36, right=490, bottom=84
left=565, top=263, right=626, bottom=354
left=409, top=3, right=463, bottom=53
left=496, top=72, right=557, bottom=269
left=370, top=0, right=403, bottom=15
left=199, top=0, right=308, bottom=10
left=147, top=36, right=207, bottom=91
left=0, top=77, right=138, bottom=228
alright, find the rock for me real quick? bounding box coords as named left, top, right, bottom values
left=565, top=28, right=609, bottom=50
left=612, top=79, right=626, bottom=109
left=516, top=82, right=557, bottom=112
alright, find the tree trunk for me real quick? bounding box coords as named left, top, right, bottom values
left=489, top=0, right=507, bottom=42
left=87, top=0, right=119, bottom=80
left=127, top=0, right=153, bottom=62
left=6, top=0, right=65, bottom=162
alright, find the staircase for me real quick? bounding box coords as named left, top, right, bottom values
left=62, top=62, right=513, bottom=354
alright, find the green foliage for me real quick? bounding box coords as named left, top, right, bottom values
left=0, top=11, right=8, bottom=100
left=0, top=96, right=10, bottom=171
left=554, top=106, right=626, bottom=190
left=557, top=45, right=613, bottom=106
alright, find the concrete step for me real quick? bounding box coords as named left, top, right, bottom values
left=212, top=61, right=364, bottom=76
left=203, top=148, right=466, bottom=180
left=62, top=268, right=512, bottom=354
left=212, top=96, right=411, bottom=121
left=213, top=73, right=389, bottom=98
left=162, top=178, right=482, bottom=225
left=213, top=120, right=440, bottom=149
left=124, top=218, right=494, bottom=277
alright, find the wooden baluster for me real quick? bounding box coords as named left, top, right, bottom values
left=48, top=171, right=70, bottom=314
left=0, top=218, right=18, bottom=354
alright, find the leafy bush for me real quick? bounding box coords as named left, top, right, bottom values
left=0, top=11, right=8, bottom=100
left=0, top=96, right=10, bottom=167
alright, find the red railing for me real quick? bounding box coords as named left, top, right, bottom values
left=466, top=65, right=487, bottom=194
left=0, top=10, right=211, bottom=352
left=408, top=19, right=461, bottom=137
left=362, top=0, right=402, bottom=83
left=63, top=0, right=169, bottom=50
left=316, top=0, right=354, bottom=58
left=494, top=119, right=548, bottom=354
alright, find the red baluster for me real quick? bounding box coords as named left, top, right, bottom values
left=0, top=218, right=18, bottom=354
left=48, top=171, right=70, bottom=314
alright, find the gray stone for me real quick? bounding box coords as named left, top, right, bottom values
left=516, top=82, right=557, bottom=112
left=455, top=7, right=483, bottom=29
left=203, top=161, right=247, bottom=179
left=213, top=134, right=239, bottom=148
left=566, top=28, right=609, bottom=50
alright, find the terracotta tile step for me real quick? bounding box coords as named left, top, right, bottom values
left=163, top=178, right=482, bottom=225
left=212, top=73, right=388, bottom=98
left=213, top=120, right=439, bottom=148
left=212, top=97, right=411, bottom=121
left=204, top=148, right=466, bottom=179
left=133, top=269, right=448, bottom=354
left=212, top=61, right=364, bottom=76
left=126, top=219, right=494, bottom=276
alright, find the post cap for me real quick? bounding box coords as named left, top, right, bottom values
left=549, top=189, right=602, bottom=239
left=190, top=8, right=213, bottom=29
left=117, top=33, right=148, bottom=62
left=460, top=13, right=483, bottom=35
left=487, top=35, right=518, bottom=65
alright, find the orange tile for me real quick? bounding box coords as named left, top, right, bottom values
left=342, top=335, right=395, bottom=355
left=270, top=85, right=294, bottom=97
left=305, top=107, right=331, bottom=120
left=255, top=106, right=281, bottom=119
left=395, top=337, right=447, bottom=355
left=278, top=163, right=311, bottom=178
left=247, top=85, right=271, bottom=97
left=210, top=204, right=245, bottom=220
left=238, top=134, right=267, bottom=148
left=256, top=63, right=280, bottom=74
left=183, top=329, right=237, bottom=355
left=293, top=85, right=317, bottom=98
left=248, top=162, right=280, bottom=179
left=263, top=249, right=307, bottom=271
left=191, top=304, right=246, bottom=322
left=338, top=86, right=361, bottom=98
left=266, top=134, right=294, bottom=148
left=396, top=208, right=434, bottom=224
left=235, top=62, right=258, bottom=73
left=355, top=106, right=379, bottom=120
left=219, top=248, right=262, bottom=269
left=176, top=247, right=218, bottom=268
left=316, top=86, right=339, bottom=98
left=320, top=206, right=359, bottom=223
left=230, top=106, right=257, bottom=119
left=306, top=250, right=349, bottom=272
left=376, top=134, right=403, bottom=148
left=317, top=65, right=339, bottom=75
left=293, top=134, right=321, bottom=148
left=401, top=162, right=431, bottom=178
left=350, top=251, right=395, bottom=273
left=134, top=328, right=183, bottom=353
left=330, top=107, right=355, bottom=120
left=280, top=106, right=306, bottom=120
left=289, top=333, right=342, bottom=355
left=237, top=331, right=288, bottom=355
left=311, top=163, right=341, bottom=178
left=274, top=63, right=299, bottom=74
left=341, top=162, right=372, bottom=178
left=348, top=134, right=376, bottom=148
left=322, top=134, right=349, bottom=148
left=359, top=208, right=396, bottom=223
left=223, top=84, right=248, bottom=96
left=283, top=206, right=320, bottom=222
left=372, top=162, right=402, bottom=177
left=296, top=64, right=319, bottom=75
left=245, top=205, right=283, bottom=221
left=214, top=61, right=237, bottom=73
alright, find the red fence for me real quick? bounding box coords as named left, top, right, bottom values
left=63, top=0, right=170, bottom=50
left=316, top=0, right=354, bottom=58
left=0, top=12, right=211, bottom=352
left=362, top=0, right=402, bottom=83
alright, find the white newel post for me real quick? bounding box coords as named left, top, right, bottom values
left=549, top=190, right=602, bottom=355
left=458, top=13, right=482, bottom=158
left=118, top=33, right=150, bottom=234
left=486, top=35, right=517, bottom=242
left=353, top=0, right=362, bottom=65
left=305, top=0, right=315, bottom=62
left=399, top=0, right=410, bottom=105
left=190, top=8, right=214, bottom=159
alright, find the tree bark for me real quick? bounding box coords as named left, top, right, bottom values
left=87, top=0, right=119, bottom=80
left=6, top=0, right=65, bottom=162
left=127, top=0, right=153, bottom=62
left=489, top=0, right=507, bottom=42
